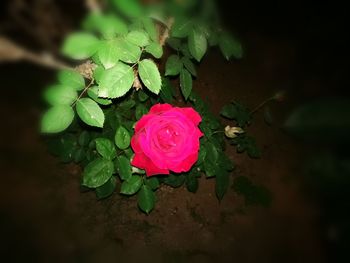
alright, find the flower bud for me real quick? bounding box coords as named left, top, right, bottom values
left=224, top=125, right=244, bottom=138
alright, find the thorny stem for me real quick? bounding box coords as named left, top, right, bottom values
left=71, top=78, right=95, bottom=107
left=249, top=97, right=274, bottom=115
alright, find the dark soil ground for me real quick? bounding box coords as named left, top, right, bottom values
left=1, top=2, right=348, bottom=263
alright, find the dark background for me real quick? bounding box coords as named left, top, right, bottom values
left=1, top=1, right=349, bottom=262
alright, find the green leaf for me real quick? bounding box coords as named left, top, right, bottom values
left=44, top=84, right=77, bottom=106
left=78, top=131, right=90, bottom=146
left=145, top=42, right=163, bottom=59
left=160, top=78, right=175, bottom=103
left=62, top=32, right=99, bottom=59
left=93, top=65, right=105, bottom=84
left=82, top=158, right=114, bottom=188
left=138, top=59, right=162, bottom=94
left=120, top=175, right=142, bottom=195
left=196, top=144, right=206, bottom=165
left=95, top=138, right=116, bottom=160
left=171, top=17, right=192, bottom=38
left=231, top=135, right=261, bottom=159
left=112, top=0, right=143, bottom=18
left=221, top=102, right=251, bottom=128
left=165, top=55, right=182, bottom=76
left=126, top=30, right=150, bottom=47
left=41, top=105, right=74, bottom=133
left=116, top=38, right=142, bottom=63
left=98, top=62, right=134, bottom=98
left=115, top=126, right=131, bottom=149
left=76, top=98, right=105, bottom=128
left=219, top=32, right=243, bottom=60
left=117, top=155, right=132, bottom=180
left=142, top=17, right=158, bottom=42
left=83, top=13, right=128, bottom=39
left=181, top=56, right=196, bottom=77
left=163, top=174, right=185, bottom=188
left=186, top=171, right=199, bottom=193
left=73, top=148, right=86, bottom=163
left=188, top=28, right=207, bottom=62
left=166, top=38, right=181, bottom=50
left=215, top=168, right=229, bottom=201
left=135, top=103, right=148, bottom=120
left=138, top=90, right=149, bottom=102
left=180, top=68, right=192, bottom=100
left=96, top=177, right=116, bottom=199
left=87, top=86, right=112, bottom=105
left=98, top=40, right=119, bottom=69
left=146, top=177, right=160, bottom=190
left=138, top=185, right=156, bottom=214
left=58, top=70, right=85, bottom=91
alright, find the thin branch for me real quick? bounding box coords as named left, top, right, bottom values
left=0, top=36, right=72, bottom=70
left=159, top=17, right=174, bottom=46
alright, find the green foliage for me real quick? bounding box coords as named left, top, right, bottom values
left=120, top=175, right=142, bottom=195
left=231, top=134, right=261, bottom=159
left=115, top=126, right=131, bottom=149
left=62, top=32, right=99, bottom=59
left=58, top=70, right=85, bottom=91
left=41, top=106, right=74, bottom=133
left=82, top=158, right=114, bottom=188
left=233, top=176, right=272, bottom=207
left=98, top=62, right=134, bottom=98
left=76, top=98, right=105, bottom=128
left=138, top=185, right=156, bottom=214
left=221, top=102, right=251, bottom=127
left=138, top=59, right=162, bottom=94
left=41, top=0, right=261, bottom=214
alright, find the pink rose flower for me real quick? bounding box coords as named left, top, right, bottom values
left=131, top=103, right=203, bottom=176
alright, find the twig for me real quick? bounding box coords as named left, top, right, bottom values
left=159, top=17, right=174, bottom=46
left=0, top=36, right=72, bottom=70
left=72, top=78, right=95, bottom=107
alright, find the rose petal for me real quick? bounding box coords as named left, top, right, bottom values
left=179, top=107, right=202, bottom=125
left=170, top=152, right=199, bottom=173
left=134, top=114, right=154, bottom=133
left=149, top=103, right=173, bottom=114
left=131, top=152, right=169, bottom=177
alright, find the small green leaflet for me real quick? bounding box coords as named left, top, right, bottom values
left=98, top=62, right=134, bottom=99
left=135, top=104, right=148, bottom=120
left=82, top=13, right=128, bottom=39
left=98, top=40, right=119, bottom=69
left=126, top=30, right=150, bottom=47
left=112, top=0, right=143, bottom=18
left=57, top=70, right=85, bottom=91
left=44, top=84, right=77, bottom=106
left=82, top=158, right=114, bottom=188
left=165, top=55, right=182, bottom=76
left=138, top=185, right=156, bottom=214
left=95, top=138, right=116, bottom=160
left=96, top=177, right=116, bottom=199
left=181, top=56, right=197, bottom=77
left=180, top=68, right=192, bottom=100
left=117, top=155, right=132, bottom=180
left=62, top=32, right=99, bottom=60
left=142, top=17, right=158, bottom=42
left=115, top=38, right=141, bottom=64
left=188, top=28, right=207, bottom=62
left=146, top=177, right=160, bottom=190
left=87, top=86, right=112, bottom=106
left=120, top=175, right=142, bottom=195
left=186, top=172, right=199, bottom=193
left=219, top=32, right=243, bottom=60
left=78, top=131, right=90, bottom=146
left=76, top=98, right=105, bottom=128
left=145, top=42, right=163, bottom=59
left=171, top=17, right=193, bottom=38
left=41, top=105, right=74, bottom=133
left=138, top=59, right=162, bottom=94
left=115, top=126, right=131, bottom=149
